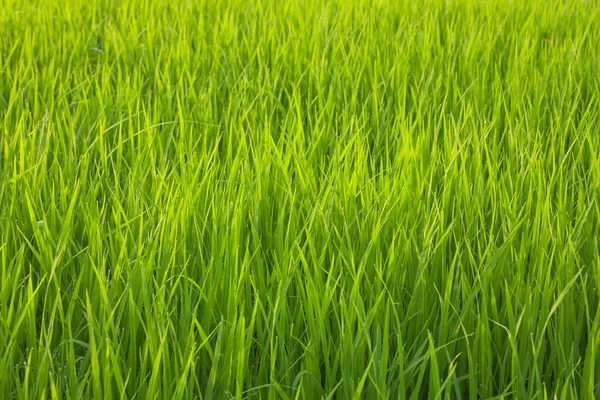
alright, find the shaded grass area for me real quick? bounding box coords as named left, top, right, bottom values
left=1, top=0, right=599, bottom=398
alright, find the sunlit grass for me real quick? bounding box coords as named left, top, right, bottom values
left=1, top=0, right=599, bottom=398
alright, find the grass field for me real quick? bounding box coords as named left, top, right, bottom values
left=1, top=0, right=599, bottom=398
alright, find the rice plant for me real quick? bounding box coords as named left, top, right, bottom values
left=1, top=0, right=599, bottom=398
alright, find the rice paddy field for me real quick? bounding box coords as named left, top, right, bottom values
left=1, top=0, right=600, bottom=398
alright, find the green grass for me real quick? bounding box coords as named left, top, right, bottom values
left=1, top=0, right=599, bottom=398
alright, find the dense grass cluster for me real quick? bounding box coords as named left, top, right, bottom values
left=1, top=0, right=599, bottom=398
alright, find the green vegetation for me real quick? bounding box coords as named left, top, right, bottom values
left=1, top=0, right=599, bottom=398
